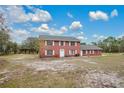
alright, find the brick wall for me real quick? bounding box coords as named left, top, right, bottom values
left=39, top=40, right=80, bottom=58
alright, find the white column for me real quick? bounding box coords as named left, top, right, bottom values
left=53, top=50, right=55, bottom=55
left=45, top=50, right=47, bottom=56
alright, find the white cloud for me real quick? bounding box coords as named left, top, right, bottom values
left=89, top=11, right=109, bottom=21
left=41, top=24, right=49, bottom=30
left=117, top=34, right=124, bottom=39
left=93, top=34, right=106, bottom=40
left=77, top=36, right=87, bottom=41
left=32, top=24, right=67, bottom=35
left=70, top=31, right=87, bottom=42
left=77, top=32, right=84, bottom=36
left=48, top=28, right=64, bottom=35
left=29, top=9, right=52, bottom=22
left=0, top=6, right=52, bottom=23
left=15, top=30, right=30, bottom=37
left=60, top=26, right=68, bottom=32
left=32, top=24, right=49, bottom=33
left=4, top=6, right=29, bottom=23
left=67, top=12, right=74, bottom=18
left=70, top=21, right=83, bottom=30
left=93, top=34, right=98, bottom=38
left=110, top=9, right=118, bottom=18
left=9, top=29, right=30, bottom=43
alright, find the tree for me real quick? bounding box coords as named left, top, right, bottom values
left=80, top=42, right=86, bottom=45
left=21, top=37, right=39, bottom=54
left=91, top=42, right=97, bottom=45
left=0, top=13, right=10, bottom=55
left=94, top=36, right=124, bottom=53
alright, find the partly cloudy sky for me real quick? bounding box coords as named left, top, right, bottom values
left=0, top=5, right=123, bottom=43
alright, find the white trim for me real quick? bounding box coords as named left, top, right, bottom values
left=75, top=50, right=77, bottom=54
left=59, top=41, right=61, bottom=46
left=69, top=42, right=71, bottom=46
left=53, top=50, right=55, bottom=55
left=53, top=41, right=54, bottom=46
left=45, top=50, right=47, bottom=56
left=86, top=50, right=88, bottom=54
left=89, top=50, right=91, bottom=54
left=63, top=41, right=65, bottom=46
left=69, top=50, right=71, bottom=55
left=80, top=51, right=82, bottom=56
left=75, top=42, right=77, bottom=46
left=93, top=50, right=94, bottom=54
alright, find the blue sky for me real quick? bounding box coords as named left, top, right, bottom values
left=0, top=5, right=124, bottom=43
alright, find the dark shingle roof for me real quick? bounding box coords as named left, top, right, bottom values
left=39, top=35, right=80, bottom=41
left=80, top=45, right=102, bottom=50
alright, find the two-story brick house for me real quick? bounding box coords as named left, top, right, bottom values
left=39, top=35, right=80, bottom=58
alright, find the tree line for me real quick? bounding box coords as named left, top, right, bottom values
left=92, top=36, right=124, bottom=53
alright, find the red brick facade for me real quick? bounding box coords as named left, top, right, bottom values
left=80, top=50, right=102, bottom=56
left=39, top=40, right=80, bottom=58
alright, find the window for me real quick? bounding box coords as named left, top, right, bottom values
left=60, top=41, right=64, bottom=46
left=92, top=50, right=94, bottom=54
left=91, top=50, right=94, bottom=54
left=86, top=50, right=87, bottom=54
left=89, top=50, right=91, bottom=54
left=47, top=40, right=53, bottom=46
left=69, top=50, right=75, bottom=55
left=46, top=50, right=53, bottom=56
left=71, top=42, right=75, bottom=46
left=83, top=50, right=86, bottom=54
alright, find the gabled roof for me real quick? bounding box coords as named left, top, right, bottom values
left=80, top=45, right=102, bottom=50
left=39, top=35, right=80, bottom=41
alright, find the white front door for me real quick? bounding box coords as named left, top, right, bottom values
left=60, top=49, right=65, bottom=57
left=80, top=51, right=82, bottom=56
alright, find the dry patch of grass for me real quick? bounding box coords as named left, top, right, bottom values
left=0, top=60, right=9, bottom=70
left=0, top=53, right=124, bottom=88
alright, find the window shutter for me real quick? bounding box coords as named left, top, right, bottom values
left=64, top=41, right=65, bottom=46
left=75, top=50, right=77, bottom=54
left=69, top=42, right=71, bottom=46
left=53, top=50, right=55, bottom=55
left=93, top=50, right=94, bottom=54
left=53, top=41, right=54, bottom=46
left=45, top=50, right=47, bottom=56
left=59, top=41, right=61, bottom=46
left=75, top=42, right=77, bottom=46
left=69, top=50, right=71, bottom=55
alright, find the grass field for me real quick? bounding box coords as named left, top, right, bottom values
left=0, top=53, right=124, bottom=88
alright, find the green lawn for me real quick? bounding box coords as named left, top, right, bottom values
left=0, top=53, right=124, bottom=88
